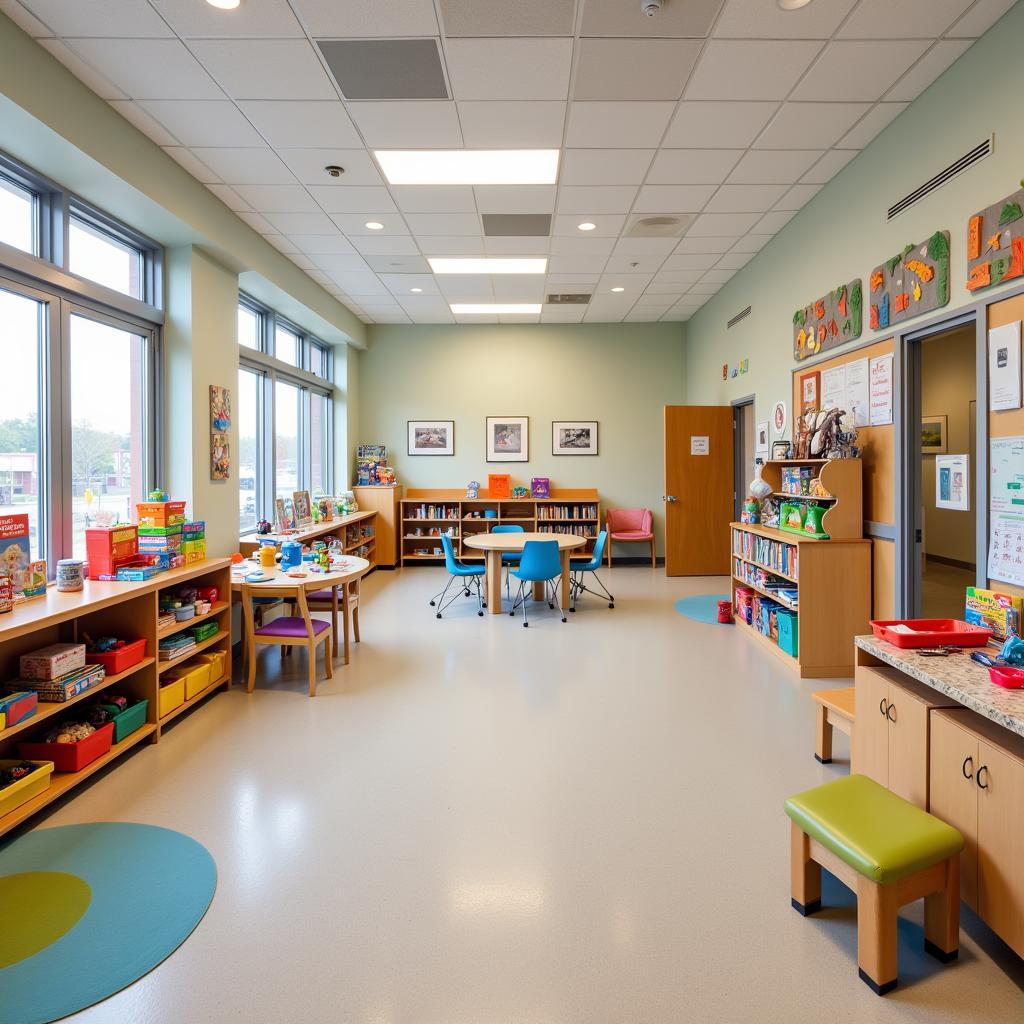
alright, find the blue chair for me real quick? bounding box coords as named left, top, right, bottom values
left=491, top=523, right=524, bottom=596
left=509, top=540, right=566, bottom=627
left=568, top=530, right=614, bottom=612
left=430, top=532, right=485, bottom=618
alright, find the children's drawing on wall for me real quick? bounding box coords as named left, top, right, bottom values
left=967, top=181, right=1024, bottom=293
left=209, top=385, right=231, bottom=480
left=870, top=230, right=950, bottom=330
left=793, top=280, right=862, bottom=361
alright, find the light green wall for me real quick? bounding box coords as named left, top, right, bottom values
left=684, top=2, right=1024, bottom=430
left=358, top=323, right=686, bottom=556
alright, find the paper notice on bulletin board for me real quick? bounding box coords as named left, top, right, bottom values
left=869, top=354, right=894, bottom=425
left=845, top=357, right=869, bottom=427
left=821, top=365, right=846, bottom=412
left=989, top=436, right=1024, bottom=513
left=988, top=512, right=1024, bottom=588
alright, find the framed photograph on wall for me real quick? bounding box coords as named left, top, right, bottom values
left=936, top=453, right=970, bottom=511
left=486, top=416, right=528, bottom=462
left=922, top=415, right=948, bottom=454
left=552, top=420, right=598, bottom=455
left=408, top=420, right=454, bottom=456
left=755, top=420, right=770, bottom=457
left=799, top=371, right=820, bottom=414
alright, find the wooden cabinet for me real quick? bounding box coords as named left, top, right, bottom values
left=853, top=664, right=958, bottom=808
left=930, top=709, right=1024, bottom=958
left=352, top=485, right=402, bottom=568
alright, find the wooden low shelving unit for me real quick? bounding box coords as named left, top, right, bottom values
left=239, top=510, right=377, bottom=567
left=399, top=488, right=600, bottom=566
left=0, top=557, right=232, bottom=838
left=759, top=457, right=863, bottom=540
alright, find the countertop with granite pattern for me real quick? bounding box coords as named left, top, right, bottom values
left=855, top=634, right=1024, bottom=738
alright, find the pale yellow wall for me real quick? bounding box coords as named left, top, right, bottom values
left=358, top=323, right=686, bottom=557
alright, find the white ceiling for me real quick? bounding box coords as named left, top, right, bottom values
left=1, top=0, right=1013, bottom=325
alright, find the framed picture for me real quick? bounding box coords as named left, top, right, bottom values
left=292, top=490, right=312, bottom=528
left=486, top=416, right=528, bottom=462
left=756, top=420, right=770, bottom=456
left=771, top=401, right=787, bottom=437
left=936, top=454, right=970, bottom=511
left=408, top=419, right=454, bottom=456
left=552, top=420, right=598, bottom=455
left=771, top=441, right=791, bottom=460
left=274, top=497, right=290, bottom=533
left=799, top=371, right=820, bottom=414
left=922, top=415, right=948, bottom=454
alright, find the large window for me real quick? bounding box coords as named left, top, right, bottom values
left=237, top=367, right=262, bottom=533
left=275, top=325, right=299, bottom=367
left=238, top=303, right=261, bottom=351
left=0, top=176, right=35, bottom=255
left=68, top=214, right=143, bottom=300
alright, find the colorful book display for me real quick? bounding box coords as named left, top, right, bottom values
left=965, top=587, right=1022, bottom=642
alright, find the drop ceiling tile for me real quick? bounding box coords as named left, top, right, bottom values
left=552, top=214, right=626, bottom=238
left=153, top=0, right=304, bottom=36
left=236, top=210, right=277, bottom=234
left=290, top=256, right=317, bottom=272
left=490, top=276, right=546, bottom=300
left=397, top=295, right=454, bottom=318
left=205, top=183, right=252, bottom=212
left=687, top=212, right=762, bottom=236
left=774, top=182, right=824, bottom=210
left=328, top=273, right=391, bottom=296
left=277, top=149, right=384, bottom=187
left=310, top=253, right=374, bottom=273
left=716, top=251, right=755, bottom=270
left=445, top=38, right=572, bottom=101
left=715, top=0, right=857, bottom=37
left=347, top=101, right=463, bottom=148
left=792, top=41, right=931, bottom=102
left=631, top=296, right=676, bottom=310
left=633, top=185, right=717, bottom=213
left=685, top=40, right=822, bottom=101
left=481, top=216, right=552, bottom=238
left=755, top=102, right=871, bottom=149
left=646, top=150, right=743, bottom=185
left=647, top=277, right=699, bottom=293
left=264, top=212, right=339, bottom=235
left=475, top=186, right=557, bottom=215
left=557, top=186, right=639, bottom=215
left=415, top=236, right=485, bottom=255
left=0, top=0, right=51, bottom=36
left=288, top=234, right=356, bottom=254
left=380, top=273, right=439, bottom=295
left=238, top=100, right=362, bottom=148
left=436, top=275, right=495, bottom=297
left=163, top=147, right=220, bottom=183
left=440, top=0, right=575, bottom=35
left=349, top=236, right=421, bottom=256
left=612, top=237, right=679, bottom=256
left=291, top=0, right=439, bottom=36
left=625, top=310, right=670, bottom=322
left=886, top=40, right=972, bottom=102
left=457, top=102, right=566, bottom=148
left=140, top=100, right=263, bottom=147
left=663, top=101, right=778, bottom=148
left=650, top=270, right=704, bottom=286
left=730, top=234, right=774, bottom=254
left=802, top=149, right=858, bottom=184
left=191, top=147, right=295, bottom=185
left=109, top=100, right=179, bottom=146
left=687, top=282, right=723, bottom=295
left=545, top=274, right=599, bottom=286
left=565, top=102, right=675, bottom=148
left=549, top=235, right=617, bottom=256
left=574, top=39, right=702, bottom=101
left=947, top=0, right=1018, bottom=36
left=755, top=209, right=797, bottom=233
left=404, top=212, right=482, bottom=235
left=263, top=233, right=300, bottom=254
left=837, top=103, right=908, bottom=148
left=581, top=0, right=723, bottom=37
left=701, top=268, right=737, bottom=285
left=596, top=273, right=655, bottom=292
left=662, top=253, right=720, bottom=271
left=548, top=255, right=611, bottom=274
left=674, top=235, right=738, bottom=254
left=390, top=187, right=477, bottom=213
left=363, top=255, right=432, bottom=273
left=584, top=301, right=631, bottom=322
left=327, top=213, right=406, bottom=234
left=560, top=150, right=655, bottom=186
left=63, top=38, right=222, bottom=99
left=727, top=149, right=823, bottom=184
left=317, top=39, right=448, bottom=101
left=189, top=40, right=336, bottom=100
left=703, top=184, right=788, bottom=213
left=307, top=187, right=398, bottom=214
left=24, top=0, right=172, bottom=35
left=232, top=184, right=317, bottom=212
left=839, top=0, right=973, bottom=38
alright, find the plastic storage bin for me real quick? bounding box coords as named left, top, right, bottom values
left=20, top=722, right=115, bottom=772
left=99, top=699, right=149, bottom=743
left=190, top=621, right=219, bottom=644
left=163, top=660, right=212, bottom=701
left=195, top=650, right=226, bottom=683
left=0, top=760, right=54, bottom=817
left=869, top=619, right=992, bottom=649
left=777, top=609, right=799, bottom=657
left=158, top=676, right=186, bottom=717
left=85, top=638, right=147, bottom=676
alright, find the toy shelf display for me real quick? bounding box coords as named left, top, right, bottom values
left=730, top=523, right=871, bottom=678
left=756, top=457, right=863, bottom=541
left=0, top=558, right=231, bottom=837
left=239, top=510, right=377, bottom=565
left=399, top=489, right=601, bottom=565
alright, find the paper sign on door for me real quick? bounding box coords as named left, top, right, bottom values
left=690, top=436, right=710, bottom=455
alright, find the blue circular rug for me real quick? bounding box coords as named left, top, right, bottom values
left=0, top=822, right=216, bottom=1024
left=674, top=594, right=731, bottom=624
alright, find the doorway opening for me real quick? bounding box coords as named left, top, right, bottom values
left=732, top=397, right=755, bottom=521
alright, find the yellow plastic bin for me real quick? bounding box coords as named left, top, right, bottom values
left=162, top=660, right=211, bottom=701
left=158, top=676, right=186, bottom=718
left=0, top=760, right=54, bottom=817
left=195, top=650, right=226, bottom=685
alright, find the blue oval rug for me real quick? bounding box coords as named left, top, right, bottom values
left=674, top=594, right=731, bottom=625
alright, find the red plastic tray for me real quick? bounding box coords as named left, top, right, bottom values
left=870, top=619, right=993, bottom=649
left=989, top=666, right=1024, bottom=690
left=20, top=722, right=114, bottom=772
left=85, top=638, right=147, bottom=676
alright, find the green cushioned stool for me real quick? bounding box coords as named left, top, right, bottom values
left=785, top=774, right=964, bottom=995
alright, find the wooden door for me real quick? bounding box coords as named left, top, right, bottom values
left=886, top=685, right=934, bottom=808
left=663, top=406, right=734, bottom=576
left=977, top=739, right=1024, bottom=958
left=852, top=667, right=889, bottom=786
left=929, top=711, right=979, bottom=909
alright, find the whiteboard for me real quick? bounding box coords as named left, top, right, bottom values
left=989, top=436, right=1024, bottom=513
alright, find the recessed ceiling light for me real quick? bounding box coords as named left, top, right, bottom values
left=611, top=287, right=625, bottom=293
left=206, top=0, right=241, bottom=8
left=777, top=0, right=813, bottom=9
left=375, top=150, right=559, bottom=186
left=450, top=303, right=542, bottom=315
left=411, top=287, right=423, bottom=293
left=365, top=221, right=384, bottom=230
left=428, top=257, right=547, bottom=275
left=578, top=222, right=596, bottom=232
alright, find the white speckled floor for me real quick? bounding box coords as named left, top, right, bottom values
left=24, top=567, right=1024, bottom=1023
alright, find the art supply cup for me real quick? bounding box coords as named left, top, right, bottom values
left=56, top=559, right=84, bottom=592
left=259, top=542, right=278, bottom=570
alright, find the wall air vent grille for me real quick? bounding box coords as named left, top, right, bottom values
left=887, top=136, right=993, bottom=221
left=727, top=305, right=752, bottom=329
left=546, top=293, right=591, bottom=304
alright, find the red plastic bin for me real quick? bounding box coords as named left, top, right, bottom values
left=870, top=619, right=992, bottom=649
left=85, top=638, right=147, bottom=676
left=20, top=722, right=114, bottom=772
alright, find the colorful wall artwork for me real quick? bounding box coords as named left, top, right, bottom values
left=967, top=183, right=1024, bottom=293
left=209, top=385, right=230, bottom=480
left=869, top=230, right=950, bottom=330
left=793, top=280, right=862, bottom=361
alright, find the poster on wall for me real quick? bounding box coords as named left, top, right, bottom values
left=755, top=420, right=770, bottom=456
left=793, top=280, right=862, bottom=361
left=988, top=321, right=1022, bottom=411
left=844, top=358, right=870, bottom=427
left=988, top=512, right=1024, bottom=588
left=209, top=385, right=231, bottom=481
left=935, top=454, right=970, bottom=511
left=799, top=371, right=820, bottom=414
left=967, top=184, right=1024, bottom=293
left=821, top=365, right=847, bottom=412
left=989, top=436, right=1024, bottom=513
left=869, top=231, right=951, bottom=330
left=869, top=354, right=894, bottom=425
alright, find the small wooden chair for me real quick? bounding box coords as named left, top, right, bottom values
left=811, top=687, right=855, bottom=764
left=306, top=578, right=361, bottom=664
left=242, top=583, right=332, bottom=696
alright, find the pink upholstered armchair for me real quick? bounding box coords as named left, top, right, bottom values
left=605, top=508, right=655, bottom=568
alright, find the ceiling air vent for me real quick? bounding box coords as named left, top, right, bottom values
left=887, top=136, right=993, bottom=221
left=727, top=305, right=752, bottom=329
left=546, top=293, right=591, bottom=304
left=625, top=214, right=692, bottom=238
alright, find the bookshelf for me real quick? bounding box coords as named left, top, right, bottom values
left=399, top=488, right=601, bottom=565
left=759, top=457, right=863, bottom=540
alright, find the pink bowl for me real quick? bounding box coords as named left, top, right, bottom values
left=989, top=665, right=1024, bottom=690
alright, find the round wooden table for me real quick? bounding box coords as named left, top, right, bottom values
left=463, top=533, right=587, bottom=615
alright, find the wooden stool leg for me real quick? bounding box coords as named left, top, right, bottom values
left=353, top=602, right=360, bottom=644
left=790, top=822, right=821, bottom=915
left=308, top=639, right=317, bottom=697
left=651, top=537, right=656, bottom=567
left=923, top=855, right=960, bottom=963
left=342, top=585, right=351, bottom=665
left=324, top=632, right=333, bottom=680
left=857, top=876, right=899, bottom=995
left=815, top=704, right=834, bottom=764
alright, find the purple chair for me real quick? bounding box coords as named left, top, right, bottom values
left=605, top=508, right=655, bottom=568
left=242, top=583, right=332, bottom=696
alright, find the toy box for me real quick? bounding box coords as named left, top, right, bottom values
left=0, top=760, right=53, bottom=817
left=20, top=643, right=86, bottom=681
left=777, top=609, right=799, bottom=656
left=21, top=722, right=114, bottom=773
left=136, top=500, right=186, bottom=528
left=965, top=587, right=1022, bottom=642
left=17, top=664, right=105, bottom=702
left=85, top=638, right=147, bottom=675
left=85, top=525, right=139, bottom=578
left=0, top=691, right=38, bottom=729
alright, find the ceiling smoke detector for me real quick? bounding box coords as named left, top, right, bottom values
left=324, top=165, right=345, bottom=178
left=625, top=215, right=691, bottom=238
left=641, top=0, right=663, bottom=16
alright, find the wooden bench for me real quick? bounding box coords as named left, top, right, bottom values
left=811, top=687, right=855, bottom=764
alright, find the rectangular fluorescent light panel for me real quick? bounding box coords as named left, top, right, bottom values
left=429, top=257, right=547, bottom=275
left=450, top=303, right=542, bottom=315
left=375, top=150, right=559, bottom=185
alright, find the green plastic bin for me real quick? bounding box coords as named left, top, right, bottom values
left=99, top=698, right=149, bottom=743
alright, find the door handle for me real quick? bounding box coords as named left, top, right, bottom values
left=663, top=495, right=678, bottom=503
left=962, top=756, right=974, bottom=780
left=879, top=698, right=889, bottom=717
left=886, top=702, right=897, bottom=723
left=977, top=765, right=989, bottom=790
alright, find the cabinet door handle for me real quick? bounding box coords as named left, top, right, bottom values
left=886, top=702, right=896, bottom=723
left=977, top=765, right=989, bottom=790
left=879, top=698, right=889, bottom=717
left=962, top=756, right=974, bottom=780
